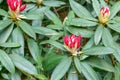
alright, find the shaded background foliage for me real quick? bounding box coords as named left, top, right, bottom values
left=0, top=0, right=120, bottom=80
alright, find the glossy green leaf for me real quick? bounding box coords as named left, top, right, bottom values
left=0, top=42, right=20, bottom=48
left=103, top=72, right=112, bottom=80
left=83, top=46, right=114, bottom=55
left=0, top=9, right=8, bottom=16
left=50, top=57, right=72, bottom=80
left=35, top=74, right=48, bottom=80
left=43, top=1, right=65, bottom=7
left=102, top=28, right=120, bottom=62
left=0, top=19, right=12, bottom=30
left=44, top=10, right=62, bottom=26
left=12, top=28, right=24, bottom=56
left=18, top=20, right=36, bottom=39
left=40, top=40, right=65, bottom=51
left=27, top=38, right=41, bottom=65
left=94, top=25, right=104, bottom=45
left=74, top=57, right=81, bottom=73
left=70, top=18, right=98, bottom=27
left=0, top=49, right=15, bottom=73
left=66, top=26, right=94, bottom=38
left=11, top=72, right=21, bottom=80
left=85, top=57, right=115, bottom=72
left=32, top=26, right=58, bottom=35
left=69, top=0, right=97, bottom=21
left=0, top=23, right=14, bottom=43
left=108, top=23, right=120, bottom=33
left=10, top=54, right=38, bottom=75
left=74, top=57, right=99, bottom=80
left=68, top=67, right=78, bottom=80
left=43, top=53, right=64, bottom=71
left=92, top=0, right=100, bottom=16
left=110, top=1, right=120, bottom=19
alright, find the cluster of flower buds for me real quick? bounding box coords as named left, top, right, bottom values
left=7, top=0, right=26, bottom=20
left=99, top=6, right=110, bottom=24
left=64, top=34, right=82, bottom=56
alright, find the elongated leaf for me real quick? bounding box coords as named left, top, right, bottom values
left=74, top=57, right=81, bottom=73
left=0, top=19, right=12, bottom=30
left=0, top=23, right=14, bottom=43
left=68, top=67, right=78, bottom=80
left=94, top=25, right=104, bottom=45
left=32, top=26, right=58, bottom=35
left=85, top=57, right=115, bottom=72
left=66, top=26, right=94, bottom=38
left=103, top=72, right=112, bottom=80
left=102, top=28, right=120, bottom=62
left=74, top=57, right=99, bottom=80
left=0, top=42, right=20, bottom=48
left=110, top=1, right=120, bottom=19
left=43, top=1, right=65, bottom=7
left=18, top=20, right=36, bottom=39
left=0, top=49, right=15, bottom=73
left=11, top=72, right=21, bottom=80
left=43, top=53, right=64, bottom=71
left=0, top=9, right=8, bottom=16
left=92, top=0, right=100, bottom=16
left=83, top=46, right=114, bottom=55
left=69, top=0, right=97, bottom=21
left=40, top=40, right=65, bottom=51
left=44, top=10, right=62, bottom=26
left=108, top=23, right=120, bottom=33
left=12, top=28, right=24, bottom=56
left=27, top=38, right=41, bottom=65
left=10, top=54, right=38, bottom=75
left=50, top=57, right=72, bottom=80
left=70, top=18, right=98, bottom=27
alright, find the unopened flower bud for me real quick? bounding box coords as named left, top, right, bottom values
left=64, top=34, right=82, bottom=56
left=99, top=6, right=110, bottom=24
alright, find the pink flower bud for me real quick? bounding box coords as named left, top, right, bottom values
left=64, top=34, right=82, bottom=49
left=99, top=6, right=110, bottom=24
left=7, top=0, right=26, bottom=12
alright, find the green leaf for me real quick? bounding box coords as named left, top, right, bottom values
left=65, top=11, right=75, bottom=25
left=68, top=67, right=78, bottom=80
left=74, top=57, right=99, bottom=80
left=10, top=54, right=38, bottom=75
left=0, top=19, right=12, bottom=30
left=11, top=72, right=21, bottom=80
left=110, top=1, right=120, bottom=19
left=50, top=57, right=72, bottom=80
left=108, top=23, right=120, bottom=33
left=27, top=38, right=41, bottom=66
left=92, top=0, right=100, bottom=16
left=12, top=28, right=24, bottom=56
left=43, top=53, right=64, bottom=71
left=0, top=42, right=20, bottom=48
left=66, top=26, right=94, bottom=38
left=0, top=23, right=14, bottom=43
left=18, top=20, right=36, bottom=39
left=83, top=36, right=94, bottom=50
left=35, top=74, right=48, bottom=80
left=103, top=72, right=112, bottom=80
left=43, top=1, right=65, bottom=7
left=32, top=26, right=58, bottom=35
left=69, top=0, right=97, bottom=21
left=40, top=40, right=65, bottom=51
left=83, top=46, right=114, bottom=55
left=74, top=57, right=81, bottom=73
left=44, top=10, right=62, bottom=26
left=85, top=57, right=115, bottom=72
left=0, top=9, right=8, bottom=16
left=70, top=18, right=98, bottom=27
left=0, top=49, right=15, bottom=73
left=94, top=25, right=104, bottom=45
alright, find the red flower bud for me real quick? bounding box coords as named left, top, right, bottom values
left=64, top=34, right=82, bottom=49
left=7, top=0, right=26, bottom=12
left=99, top=6, right=110, bottom=24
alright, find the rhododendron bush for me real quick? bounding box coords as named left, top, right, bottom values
left=0, top=0, right=120, bottom=80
